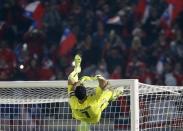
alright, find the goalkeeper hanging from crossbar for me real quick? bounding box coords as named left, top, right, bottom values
left=67, top=54, right=123, bottom=131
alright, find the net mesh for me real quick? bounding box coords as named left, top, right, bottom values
left=0, top=80, right=183, bottom=131
left=139, top=83, right=183, bottom=131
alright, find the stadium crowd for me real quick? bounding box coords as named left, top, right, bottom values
left=0, top=0, right=183, bottom=86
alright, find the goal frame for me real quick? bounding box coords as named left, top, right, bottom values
left=130, top=79, right=139, bottom=131
left=0, top=79, right=140, bottom=131
left=110, top=79, right=139, bottom=131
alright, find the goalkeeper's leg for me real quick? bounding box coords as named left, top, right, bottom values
left=98, top=86, right=123, bottom=111
left=68, top=54, right=82, bottom=83
left=77, top=121, right=90, bottom=131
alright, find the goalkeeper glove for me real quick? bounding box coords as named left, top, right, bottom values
left=80, top=76, right=96, bottom=83
left=80, top=75, right=105, bottom=83
left=110, top=87, right=124, bottom=101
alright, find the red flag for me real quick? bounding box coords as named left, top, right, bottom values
left=58, top=28, right=77, bottom=56
left=160, top=0, right=183, bottom=38
left=167, top=0, right=183, bottom=20
left=25, top=1, right=45, bottom=28
left=135, top=0, right=150, bottom=23
left=32, top=3, right=44, bottom=28
left=160, top=4, right=173, bottom=27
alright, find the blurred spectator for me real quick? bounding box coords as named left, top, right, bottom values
left=23, top=29, right=45, bottom=57
left=43, top=2, right=62, bottom=42
left=126, top=55, right=146, bottom=79
left=82, top=64, right=96, bottom=76
left=142, top=7, right=161, bottom=45
left=138, top=67, right=155, bottom=84
left=173, top=63, right=183, bottom=86
left=0, top=0, right=182, bottom=86
left=108, top=30, right=125, bottom=48
left=164, top=63, right=177, bottom=86
left=92, top=21, right=107, bottom=64
left=105, top=46, right=124, bottom=74
left=0, top=41, right=16, bottom=80
left=38, top=57, right=55, bottom=80
left=95, top=59, right=109, bottom=78
left=58, top=0, right=71, bottom=17
left=24, top=58, right=39, bottom=80
left=80, top=34, right=96, bottom=68
left=156, top=54, right=165, bottom=75
left=110, top=65, right=122, bottom=79
left=20, top=104, right=34, bottom=130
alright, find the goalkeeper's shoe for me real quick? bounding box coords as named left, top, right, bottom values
left=110, top=87, right=124, bottom=101
left=73, top=54, right=82, bottom=73
left=74, top=54, right=82, bottom=66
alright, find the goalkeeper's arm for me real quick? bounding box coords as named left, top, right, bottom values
left=79, top=75, right=109, bottom=90
left=79, top=76, right=96, bottom=83
left=96, top=75, right=109, bottom=90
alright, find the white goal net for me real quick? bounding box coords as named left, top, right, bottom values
left=0, top=80, right=183, bottom=131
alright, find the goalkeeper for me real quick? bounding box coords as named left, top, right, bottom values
left=68, top=54, right=123, bottom=130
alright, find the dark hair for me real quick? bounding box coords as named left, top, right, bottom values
left=75, top=85, right=87, bottom=100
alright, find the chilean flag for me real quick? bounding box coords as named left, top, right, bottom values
left=167, top=0, right=183, bottom=21
left=160, top=0, right=183, bottom=38
left=160, top=4, right=173, bottom=27
left=135, top=0, right=150, bottom=23
left=58, top=28, right=77, bottom=56
left=24, top=1, right=44, bottom=28
left=106, top=16, right=121, bottom=25
left=161, top=0, right=183, bottom=27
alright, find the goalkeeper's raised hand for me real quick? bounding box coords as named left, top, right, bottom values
left=95, top=74, right=105, bottom=80
left=79, top=74, right=105, bottom=84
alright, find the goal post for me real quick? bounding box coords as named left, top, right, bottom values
left=131, top=79, right=139, bottom=131
left=0, top=79, right=183, bottom=131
